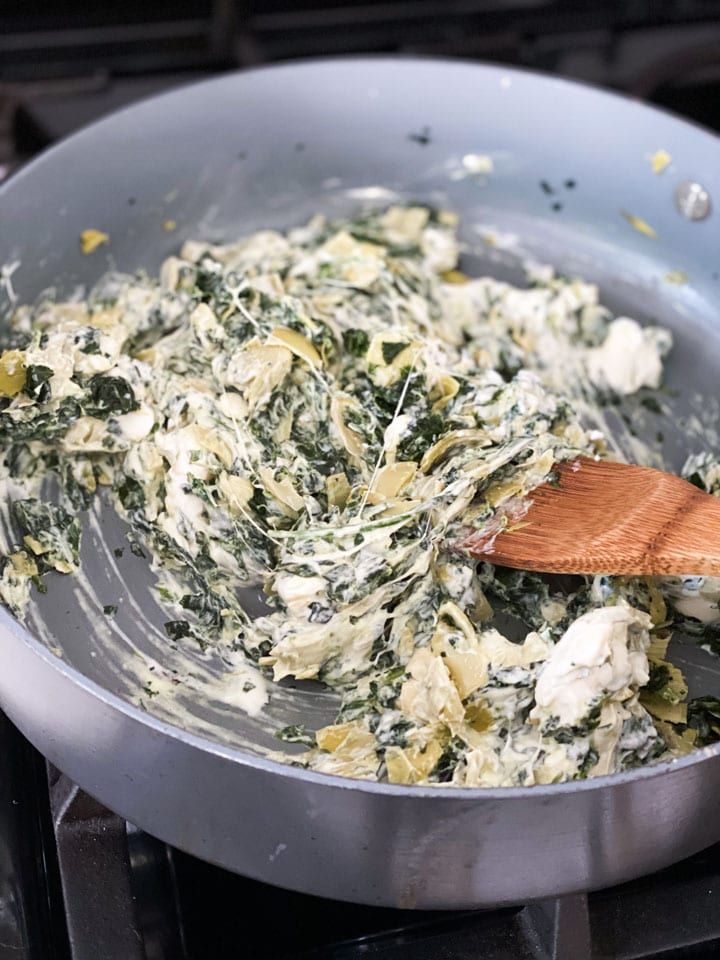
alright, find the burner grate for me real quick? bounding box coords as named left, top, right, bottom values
left=0, top=707, right=710, bottom=960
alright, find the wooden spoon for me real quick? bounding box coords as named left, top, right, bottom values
left=462, top=456, right=720, bottom=575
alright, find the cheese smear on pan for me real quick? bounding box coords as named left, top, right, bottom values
left=0, top=203, right=715, bottom=787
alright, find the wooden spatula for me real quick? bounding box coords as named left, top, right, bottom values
left=462, top=457, right=720, bottom=575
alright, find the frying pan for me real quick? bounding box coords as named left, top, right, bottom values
left=0, top=58, right=719, bottom=910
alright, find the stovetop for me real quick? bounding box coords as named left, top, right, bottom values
left=3, top=710, right=720, bottom=960
left=1, top=3, right=720, bottom=958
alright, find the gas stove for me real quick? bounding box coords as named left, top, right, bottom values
left=1, top=3, right=720, bottom=959
left=4, top=711, right=720, bottom=959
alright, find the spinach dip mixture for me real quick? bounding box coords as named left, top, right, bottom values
left=1, top=204, right=719, bottom=787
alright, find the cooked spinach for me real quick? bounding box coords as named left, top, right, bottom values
left=12, top=498, right=81, bottom=573
left=275, top=724, right=317, bottom=748
left=84, top=375, right=138, bottom=419
left=342, top=329, right=369, bottom=357
left=24, top=365, right=53, bottom=403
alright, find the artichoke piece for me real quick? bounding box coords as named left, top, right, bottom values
left=316, top=720, right=375, bottom=753
left=640, top=695, right=687, bottom=725
left=218, top=472, right=254, bottom=514
left=399, top=647, right=465, bottom=726
left=61, top=417, right=109, bottom=453
left=8, top=550, right=38, bottom=578
left=367, top=332, right=419, bottom=370
left=647, top=634, right=671, bottom=661
left=270, top=326, right=321, bottom=367
left=654, top=719, right=696, bottom=755
left=330, top=395, right=365, bottom=458
left=444, top=652, right=489, bottom=700
left=385, top=740, right=443, bottom=784
left=326, top=472, right=352, bottom=508
left=258, top=466, right=305, bottom=517
left=419, top=429, right=491, bottom=473
left=380, top=205, right=430, bottom=245
left=0, top=350, right=26, bottom=397
left=440, top=269, right=469, bottom=284
left=366, top=461, right=417, bottom=504
left=227, top=342, right=293, bottom=411
left=183, top=424, right=234, bottom=468
left=464, top=701, right=494, bottom=733
left=429, top=374, right=460, bottom=413
left=430, top=602, right=488, bottom=699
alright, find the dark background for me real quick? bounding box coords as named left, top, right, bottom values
left=2, top=0, right=720, bottom=178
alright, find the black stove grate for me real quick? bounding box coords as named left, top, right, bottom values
left=3, top=712, right=720, bottom=960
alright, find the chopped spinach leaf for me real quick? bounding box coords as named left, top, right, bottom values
left=429, top=735, right=467, bottom=783
left=12, top=498, right=81, bottom=573
left=380, top=341, right=408, bottom=365
left=687, top=696, right=720, bottom=745
left=164, top=619, right=192, bottom=641
left=24, top=365, right=53, bottom=403
left=276, top=724, right=317, bottom=748
left=342, top=329, right=369, bottom=357
left=117, top=477, right=145, bottom=512
left=84, top=375, right=139, bottom=419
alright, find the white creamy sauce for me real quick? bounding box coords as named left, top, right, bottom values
left=532, top=606, right=651, bottom=727
left=586, top=317, right=670, bottom=396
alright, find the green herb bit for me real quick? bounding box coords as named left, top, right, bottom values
left=381, top=341, right=408, bottom=364
left=686, top=696, right=720, bottom=745
left=275, top=724, right=317, bottom=748
left=84, top=375, right=139, bottom=419
left=12, top=498, right=81, bottom=573
left=126, top=533, right=146, bottom=558
left=24, top=365, right=54, bottom=403
left=342, top=329, right=369, bottom=357
left=164, top=619, right=192, bottom=641
left=117, top=477, right=145, bottom=512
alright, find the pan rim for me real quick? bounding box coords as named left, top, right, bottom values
left=1, top=53, right=719, bottom=201
left=1, top=54, right=719, bottom=800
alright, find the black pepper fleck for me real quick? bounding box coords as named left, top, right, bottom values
left=408, top=126, right=432, bottom=146
left=127, top=197, right=136, bottom=206
left=564, top=178, right=577, bottom=189
left=551, top=201, right=563, bottom=212
left=539, top=180, right=554, bottom=195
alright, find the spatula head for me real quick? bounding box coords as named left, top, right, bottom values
left=461, top=457, right=720, bottom=576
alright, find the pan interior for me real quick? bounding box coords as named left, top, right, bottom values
left=7, top=198, right=720, bottom=762
left=1, top=60, right=719, bottom=766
